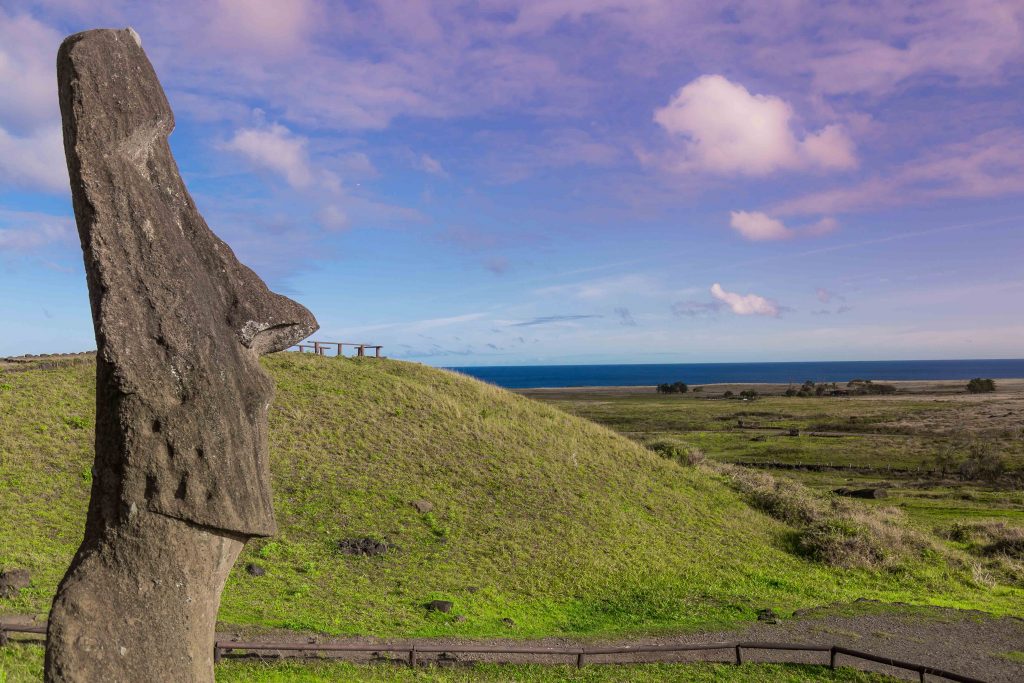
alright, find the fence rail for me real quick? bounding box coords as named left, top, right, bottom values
left=292, top=340, right=383, bottom=358
left=0, top=623, right=986, bottom=682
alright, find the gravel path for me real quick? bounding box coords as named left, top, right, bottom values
left=207, top=603, right=1024, bottom=682
left=5, top=604, right=1023, bottom=681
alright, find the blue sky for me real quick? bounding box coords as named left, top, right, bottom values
left=2, top=1, right=1023, bottom=365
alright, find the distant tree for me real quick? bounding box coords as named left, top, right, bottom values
left=672, top=381, right=688, bottom=394
left=815, top=384, right=827, bottom=396
left=966, top=378, right=996, bottom=394
left=656, top=381, right=688, bottom=394
left=656, top=383, right=672, bottom=394
left=723, top=390, right=734, bottom=398
left=739, top=389, right=759, bottom=399
left=785, top=386, right=798, bottom=397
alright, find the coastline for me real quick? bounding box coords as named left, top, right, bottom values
left=516, top=377, right=1024, bottom=398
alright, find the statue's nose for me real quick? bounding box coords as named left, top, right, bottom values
left=233, top=287, right=317, bottom=357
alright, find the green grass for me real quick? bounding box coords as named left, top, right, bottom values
left=0, top=644, right=898, bottom=682
left=997, top=651, right=1024, bottom=663
left=0, top=355, right=1021, bottom=641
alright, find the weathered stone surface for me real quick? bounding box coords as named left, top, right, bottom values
left=411, top=499, right=434, bottom=514
left=45, top=27, right=317, bottom=683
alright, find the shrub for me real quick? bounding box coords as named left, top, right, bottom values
left=739, top=389, right=758, bottom=399
left=648, top=441, right=704, bottom=466
left=930, top=445, right=961, bottom=477
left=796, top=519, right=888, bottom=567
left=656, top=381, right=688, bottom=394
left=708, top=462, right=931, bottom=569
left=784, top=387, right=797, bottom=397
left=722, top=390, right=733, bottom=398
left=958, top=443, right=1007, bottom=482
left=966, top=378, right=996, bottom=393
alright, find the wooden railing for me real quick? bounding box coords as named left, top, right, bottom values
left=0, top=622, right=988, bottom=681
left=292, top=341, right=383, bottom=358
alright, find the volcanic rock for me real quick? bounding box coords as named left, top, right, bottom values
left=45, top=27, right=316, bottom=683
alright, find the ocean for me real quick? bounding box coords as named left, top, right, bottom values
left=446, top=359, right=1024, bottom=390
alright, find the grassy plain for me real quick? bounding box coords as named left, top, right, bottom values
left=521, top=381, right=1024, bottom=528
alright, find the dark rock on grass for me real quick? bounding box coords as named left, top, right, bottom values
left=501, top=617, right=516, bottom=628
left=757, top=608, right=781, bottom=624
left=0, top=568, right=30, bottom=598
left=411, top=500, right=434, bottom=514
left=426, top=600, right=453, bottom=613
left=245, top=563, right=266, bottom=577
left=338, top=538, right=389, bottom=556
left=834, top=487, right=888, bottom=499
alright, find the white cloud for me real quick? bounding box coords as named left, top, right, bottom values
left=654, top=75, right=857, bottom=176
left=420, top=153, right=448, bottom=177
left=0, top=11, right=68, bottom=194
left=0, top=9, right=63, bottom=132
left=710, top=283, right=779, bottom=316
left=318, top=205, right=349, bottom=231
left=223, top=123, right=314, bottom=188
left=0, top=126, right=68, bottom=193
left=729, top=210, right=794, bottom=241
left=0, top=210, right=75, bottom=251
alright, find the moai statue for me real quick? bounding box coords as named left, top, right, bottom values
left=46, top=28, right=317, bottom=682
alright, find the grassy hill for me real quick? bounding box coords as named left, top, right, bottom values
left=0, top=354, right=1018, bottom=638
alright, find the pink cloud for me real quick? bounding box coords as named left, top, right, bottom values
left=710, top=283, right=780, bottom=317
left=207, top=0, right=318, bottom=55
left=653, top=75, right=856, bottom=176
left=729, top=211, right=839, bottom=241
left=774, top=130, right=1024, bottom=216
left=807, top=1, right=1024, bottom=95
left=729, top=211, right=794, bottom=241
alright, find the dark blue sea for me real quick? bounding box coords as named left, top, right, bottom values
left=446, top=359, right=1024, bottom=389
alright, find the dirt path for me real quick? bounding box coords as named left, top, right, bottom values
left=5, top=605, right=1022, bottom=680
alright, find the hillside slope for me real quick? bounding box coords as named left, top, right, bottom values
left=0, top=354, right=1015, bottom=637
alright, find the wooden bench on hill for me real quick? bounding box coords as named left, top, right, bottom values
left=293, top=341, right=384, bottom=358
